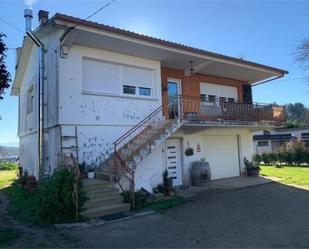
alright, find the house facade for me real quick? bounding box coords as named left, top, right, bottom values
left=12, top=10, right=287, bottom=192
left=253, top=128, right=309, bottom=154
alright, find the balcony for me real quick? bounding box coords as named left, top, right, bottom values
left=168, top=95, right=286, bottom=126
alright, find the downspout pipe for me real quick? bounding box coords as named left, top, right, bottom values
left=26, top=31, right=45, bottom=180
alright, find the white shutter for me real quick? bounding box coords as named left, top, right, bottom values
left=200, top=82, right=238, bottom=100
left=83, top=58, right=120, bottom=93
left=121, top=65, right=154, bottom=88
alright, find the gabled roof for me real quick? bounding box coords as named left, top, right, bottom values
left=51, top=13, right=288, bottom=76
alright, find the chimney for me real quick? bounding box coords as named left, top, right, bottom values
left=38, top=10, right=49, bottom=26
left=24, top=9, right=33, bottom=33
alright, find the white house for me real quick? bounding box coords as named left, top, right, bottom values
left=253, top=128, right=309, bottom=154
left=12, top=10, right=287, bottom=196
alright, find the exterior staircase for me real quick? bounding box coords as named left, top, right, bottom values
left=81, top=179, right=130, bottom=218
left=83, top=100, right=182, bottom=217
left=95, top=118, right=182, bottom=183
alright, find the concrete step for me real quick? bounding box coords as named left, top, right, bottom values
left=86, top=187, right=119, bottom=200
left=81, top=203, right=131, bottom=218
left=85, top=195, right=124, bottom=209
left=96, top=172, right=114, bottom=182
left=83, top=179, right=113, bottom=190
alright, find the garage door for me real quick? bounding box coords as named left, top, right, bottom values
left=203, top=135, right=240, bottom=180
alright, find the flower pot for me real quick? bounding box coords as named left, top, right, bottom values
left=247, top=168, right=260, bottom=177
left=87, top=172, right=95, bottom=179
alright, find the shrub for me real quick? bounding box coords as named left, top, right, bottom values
left=0, top=162, right=18, bottom=171
left=255, top=141, right=309, bottom=166
left=37, top=168, right=87, bottom=224
left=292, top=141, right=306, bottom=164
left=121, top=190, right=145, bottom=210
left=261, top=153, right=271, bottom=164
left=253, top=154, right=262, bottom=164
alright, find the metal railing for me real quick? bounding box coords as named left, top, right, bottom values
left=169, top=95, right=286, bottom=124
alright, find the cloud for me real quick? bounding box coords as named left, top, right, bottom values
left=24, top=0, right=37, bottom=8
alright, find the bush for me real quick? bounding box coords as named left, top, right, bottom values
left=5, top=167, right=87, bottom=224
left=256, top=141, right=309, bottom=166
left=37, top=168, right=88, bottom=224
left=121, top=190, right=145, bottom=210
left=0, top=162, right=18, bottom=171
left=253, top=154, right=262, bottom=164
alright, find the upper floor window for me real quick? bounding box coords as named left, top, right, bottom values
left=83, top=57, right=155, bottom=98
left=27, top=86, right=34, bottom=114
left=139, top=87, right=151, bottom=96
left=123, top=85, right=151, bottom=97
left=123, top=85, right=136, bottom=95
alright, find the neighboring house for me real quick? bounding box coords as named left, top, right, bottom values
left=12, top=9, right=287, bottom=192
left=253, top=128, right=309, bottom=154
left=0, top=155, right=19, bottom=163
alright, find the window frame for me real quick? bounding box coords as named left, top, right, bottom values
left=122, top=84, right=152, bottom=97
left=257, top=141, right=269, bottom=147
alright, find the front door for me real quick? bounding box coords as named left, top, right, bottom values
left=165, top=139, right=182, bottom=186
left=167, top=80, right=181, bottom=118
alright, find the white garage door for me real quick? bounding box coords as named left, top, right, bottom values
left=203, top=135, right=240, bottom=180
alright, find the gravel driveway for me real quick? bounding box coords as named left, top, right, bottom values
left=67, top=182, right=309, bottom=248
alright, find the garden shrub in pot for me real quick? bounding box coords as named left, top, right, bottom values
left=244, top=157, right=260, bottom=176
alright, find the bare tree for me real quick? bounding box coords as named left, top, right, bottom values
left=296, top=39, right=309, bottom=65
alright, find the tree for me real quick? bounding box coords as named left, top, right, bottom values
left=284, top=103, right=309, bottom=128
left=295, top=39, right=309, bottom=69
left=0, top=33, right=11, bottom=100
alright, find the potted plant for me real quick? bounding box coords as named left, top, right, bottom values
left=86, top=164, right=96, bottom=179
left=244, top=157, right=260, bottom=176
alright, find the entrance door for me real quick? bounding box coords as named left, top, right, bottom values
left=165, top=139, right=182, bottom=186
left=167, top=80, right=181, bottom=118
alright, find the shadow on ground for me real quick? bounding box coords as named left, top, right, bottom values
left=65, top=182, right=309, bottom=248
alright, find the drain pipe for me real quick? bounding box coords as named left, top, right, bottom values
left=26, top=30, right=45, bottom=180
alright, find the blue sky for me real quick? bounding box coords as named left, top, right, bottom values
left=0, top=0, right=309, bottom=144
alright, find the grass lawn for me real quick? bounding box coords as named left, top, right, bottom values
left=260, top=166, right=309, bottom=186
left=0, top=170, right=17, bottom=190
left=145, top=196, right=187, bottom=211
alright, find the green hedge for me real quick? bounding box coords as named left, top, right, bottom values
left=253, top=142, right=309, bottom=165
left=0, top=162, right=18, bottom=171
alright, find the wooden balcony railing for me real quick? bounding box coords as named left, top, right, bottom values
left=168, top=95, right=286, bottom=124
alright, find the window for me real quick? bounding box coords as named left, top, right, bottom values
left=200, top=94, right=206, bottom=102
left=208, top=95, right=216, bottom=103
left=123, top=85, right=152, bottom=97
left=123, top=85, right=136, bottom=95
left=83, top=57, right=155, bottom=98
left=228, top=97, right=235, bottom=103
left=139, top=87, right=151, bottom=96
left=257, top=141, right=269, bottom=147
left=83, top=58, right=119, bottom=94
left=27, top=86, right=34, bottom=114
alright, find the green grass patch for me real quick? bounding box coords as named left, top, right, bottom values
left=0, top=227, right=21, bottom=245
left=145, top=196, right=187, bottom=211
left=4, top=185, right=42, bottom=225
left=261, top=166, right=309, bottom=185
left=0, top=170, right=17, bottom=189
left=0, top=162, right=18, bottom=171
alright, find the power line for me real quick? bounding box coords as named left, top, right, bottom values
left=0, top=17, right=24, bottom=34
left=61, top=0, right=116, bottom=40
left=0, top=16, right=58, bottom=53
